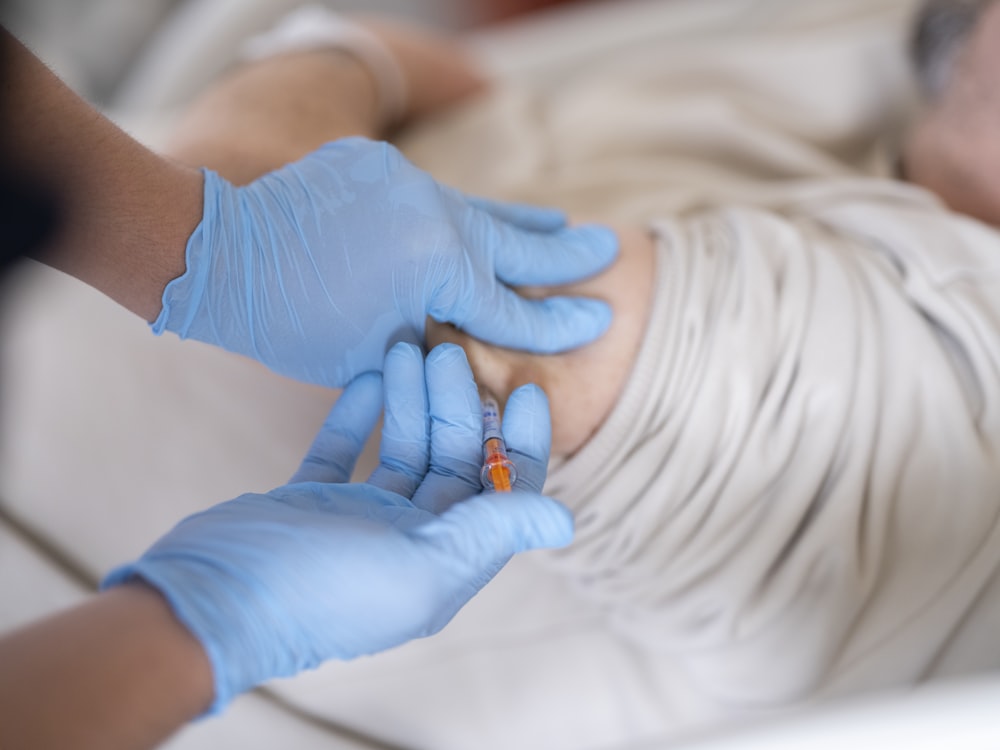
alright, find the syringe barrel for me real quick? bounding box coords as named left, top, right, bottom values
left=480, top=392, right=516, bottom=491
left=481, top=394, right=504, bottom=441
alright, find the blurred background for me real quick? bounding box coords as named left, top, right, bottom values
left=0, top=0, right=585, bottom=105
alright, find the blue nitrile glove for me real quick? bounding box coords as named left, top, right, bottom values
left=102, top=342, right=570, bottom=713
left=154, top=136, right=618, bottom=387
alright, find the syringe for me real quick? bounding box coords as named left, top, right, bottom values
left=480, top=390, right=517, bottom=492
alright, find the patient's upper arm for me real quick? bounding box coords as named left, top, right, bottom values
left=426, top=223, right=656, bottom=457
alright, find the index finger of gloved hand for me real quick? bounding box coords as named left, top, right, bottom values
left=484, top=219, right=618, bottom=287
left=290, top=372, right=383, bottom=484
left=497, top=384, right=552, bottom=494
left=408, top=344, right=484, bottom=514
left=464, top=194, right=567, bottom=233
left=366, top=342, right=431, bottom=498
left=447, top=285, right=612, bottom=354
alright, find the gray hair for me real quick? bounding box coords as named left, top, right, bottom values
left=911, top=0, right=995, bottom=98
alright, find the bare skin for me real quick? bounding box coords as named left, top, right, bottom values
left=166, top=18, right=487, bottom=183
left=0, top=28, right=202, bottom=321
left=0, top=32, right=215, bottom=745
left=902, top=1, right=1000, bottom=226
left=0, top=584, right=213, bottom=749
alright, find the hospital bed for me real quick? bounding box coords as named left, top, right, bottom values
left=3, top=0, right=999, bottom=748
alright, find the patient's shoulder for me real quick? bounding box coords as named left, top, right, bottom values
left=427, top=223, right=656, bottom=457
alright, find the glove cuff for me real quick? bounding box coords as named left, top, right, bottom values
left=150, top=167, right=226, bottom=339
left=240, top=5, right=408, bottom=127
left=102, top=561, right=239, bottom=715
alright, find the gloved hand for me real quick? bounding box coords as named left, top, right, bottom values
left=103, top=342, right=570, bottom=713
left=154, top=136, right=618, bottom=387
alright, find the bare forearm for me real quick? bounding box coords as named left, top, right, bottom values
left=0, top=584, right=213, bottom=750
left=1, top=28, right=202, bottom=321
left=165, top=50, right=382, bottom=184
left=165, top=17, right=487, bottom=185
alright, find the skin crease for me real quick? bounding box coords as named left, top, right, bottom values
left=427, top=224, right=656, bottom=458
left=902, top=1, right=1000, bottom=226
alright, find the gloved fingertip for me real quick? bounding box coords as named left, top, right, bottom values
left=441, top=492, right=575, bottom=555
left=535, top=296, right=613, bottom=351
left=502, top=384, right=552, bottom=462
left=564, top=223, right=619, bottom=263
left=506, top=382, right=550, bottom=411
left=572, top=223, right=619, bottom=252
left=426, top=341, right=471, bottom=368
left=460, top=293, right=612, bottom=354
left=465, top=195, right=568, bottom=232
left=333, top=370, right=383, bottom=406
left=509, top=205, right=566, bottom=233
left=386, top=340, right=424, bottom=363
left=497, top=492, right=575, bottom=550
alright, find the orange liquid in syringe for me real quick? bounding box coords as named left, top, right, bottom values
left=480, top=390, right=517, bottom=492
left=482, top=437, right=514, bottom=492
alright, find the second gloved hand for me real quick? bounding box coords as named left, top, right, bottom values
left=155, top=137, right=618, bottom=386
left=103, top=342, right=571, bottom=712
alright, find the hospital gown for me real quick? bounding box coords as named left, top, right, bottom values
left=545, top=180, right=1000, bottom=706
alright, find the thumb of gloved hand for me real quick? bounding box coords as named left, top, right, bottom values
left=422, top=492, right=574, bottom=585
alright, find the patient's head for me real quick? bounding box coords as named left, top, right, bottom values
left=904, top=0, right=1000, bottom=225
